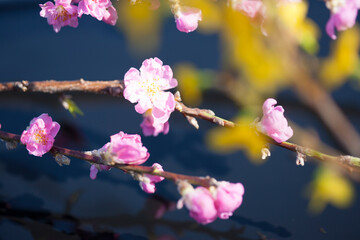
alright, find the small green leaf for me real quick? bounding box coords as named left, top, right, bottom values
left=61, top=95, right=83, bottom=117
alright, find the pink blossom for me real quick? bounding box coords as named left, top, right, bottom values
left=180, top=186, right=217, bottom=224
left=89, top=164, right=111, bottom=180
left=40, top=0, right=79, bottom=33
left=232, top=0, right=264, bottom=18
left=123, top=58, right=178, bottom=125
left=175, top=7, right=202, bottom=33
left=78, top=0, right=112, bottom=21
left=102, top=5, right=118, bottom=26
left=20, top=113, right=60, bottom=157
left=214, top=181, right=245, bottom=219
left=99, top=131, right=150, bottom=165
left=326, top=0, right=360, bottom=39
left=140, top=111, right=170, bottom=137
left=259, top=98, right=293, bottom=143
left=139, top=163, right=165, bottom=193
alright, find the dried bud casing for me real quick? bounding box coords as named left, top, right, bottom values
left=55, top=154, right=71, bottom=166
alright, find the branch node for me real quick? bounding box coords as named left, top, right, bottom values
left=5, top=140, right=17, bottom=150
left=14, top=81, right=28, bottom=92
left=261, top=147, right=271, bottom=160
left=175, top=102, right=183, bottom=112
left=54, top=153, right=71, bottom=166
left=296, top=152, right=306, bottom=166
left=186, top=115, right=199, bottom=129
left=204, top=109, right=215, bottom=116
left=213, top=117, right=225, bottom=126
left=174, top=91, right=182, bottom=102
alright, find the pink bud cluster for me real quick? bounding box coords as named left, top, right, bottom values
left=123, top=57, right=178, bottom=137
left=39, top=0, right=118, bottom=33
left=259, top=98, right=293, bottom=143
left=178, top=181, right=245, bottom=224
left=325, top=0, right=360, bottom=39
left=21, top=113, right=60, bottom=157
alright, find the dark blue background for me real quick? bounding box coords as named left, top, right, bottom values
left=0, top=1, right=360, bottom=239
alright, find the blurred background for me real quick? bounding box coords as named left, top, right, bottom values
left=1, top=0, right=360, bottom=239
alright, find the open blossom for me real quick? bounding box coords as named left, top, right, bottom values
left=99, top=131, right=149, bottom=165
left=214, top=181, right=245, bottom=219
left=139, top=163, right=165, bottom=193
left=20, top=113, right=60, bottom=157
left=78, top=0, right=117, bottom=24
left=174, top=7, right=202, bottom=33
left=259, top=98, right=293, bottom=143
left=89, top=164, right=111, bottom=179
left=325, top=0, right=360, bottom=39
left=123, top=57, right=178, bottom=126
left=78, top=0, right=109, bottom=20
left=140, top=111, right=170, bottom=137
left=40, top=0, right=79, bottom=33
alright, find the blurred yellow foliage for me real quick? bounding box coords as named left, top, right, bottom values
left=181, top=0, right=222, bottom=33
left=207, top=117, right=267, bottom=163
left=222, top=8, right=288, bottom=95
left=307, top=166, right=354, bottom=213
left=276, top=1, right=319, bottom=54
left=320, top=27, right=360, bottom=89
left=116, top=0, right=163, bottom=54
left=175, top=64, right=202, bottom=106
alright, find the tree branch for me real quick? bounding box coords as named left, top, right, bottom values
left=1, top=80, right=360, bottom=175
left=0, top=130, right=215, bottom=187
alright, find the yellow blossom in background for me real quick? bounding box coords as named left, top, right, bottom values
left=116, top=0, right=163, bottom=55
left=222, top=7, right=288, bottom=96
left=307, top=166, right=354, bottom=213
left=320, top=27, right=360, bottom=89
left=175, top=63, right=215, bottom=106
left=175, top=64, right=202, bottom=106
left=181, top=0, right=222, bottom=34
left=207, top=117, right=267, bottom=164
left=276, top=0, right=319, bottom=54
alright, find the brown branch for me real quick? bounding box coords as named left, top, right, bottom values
left=0, top=79, right=124, bottom=97
left=1, top=80, right=360, bottom=175
left=0, top=130, right=215, bottom=187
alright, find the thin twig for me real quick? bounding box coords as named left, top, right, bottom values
left=0, top=79, right=124, bottom=96
left=0, top=130, right=215, bottom=187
